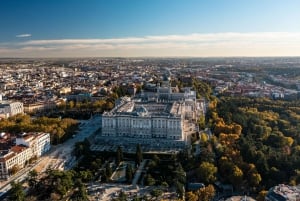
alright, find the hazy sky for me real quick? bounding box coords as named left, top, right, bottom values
left=1, top=0, right=300, bottom=57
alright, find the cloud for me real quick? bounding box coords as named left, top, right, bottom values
left=16, top=34, right=32, bottom=38
left=2, top=32, right=300, bottom=57
left=21, top=32, right=300, bottom=45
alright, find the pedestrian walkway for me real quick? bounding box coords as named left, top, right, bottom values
left=132, top=159, right=147, bottom=187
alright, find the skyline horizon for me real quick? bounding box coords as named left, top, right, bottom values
left=2, top=32, right=300, bottom=58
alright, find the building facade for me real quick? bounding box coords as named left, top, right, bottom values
left=266, top=184, right=300, bottom=201
left=16, top=132, right=51, bottom=157
left=0, top=132, right=51, bottom=179
left=100, top=85, right=204, bottom=148
left=102, top=104, right=183, bottom=141
left=0, top=101, right=23, bottom=118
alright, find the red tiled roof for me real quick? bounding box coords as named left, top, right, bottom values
left=11, top=145, right=27, bottom=153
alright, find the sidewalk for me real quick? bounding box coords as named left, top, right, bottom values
left=132, top=159, right=148, bottom=187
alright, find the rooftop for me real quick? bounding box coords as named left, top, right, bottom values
left=267, top=184, right=300, bottom=201
left=107, top=99, right=182, bottom=117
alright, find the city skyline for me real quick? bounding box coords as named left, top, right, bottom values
left=1, top=0, right=300, bottom=57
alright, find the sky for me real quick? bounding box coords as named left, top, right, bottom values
left=1, top=0, right=300, bottom=57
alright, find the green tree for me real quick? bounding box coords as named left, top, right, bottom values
left=200, top=132, right=208, bottom=143
left=229, top=165, right=244, bottom=188
left=135, top=144, right=143, bottom=167
left=24, top=196, right=38, bottom=201
left=126, top=164, right=133, bottom=183
left=196, top=162, right=217, bottom=184
left=105, top=163, right=112, bottom=179
left=249, top=172, right=262, bottom=187
left=161, top=181, right=169, bottom=191
left=145, top=174, right=156, bottom=186
left=150, top=188, right=163, bottom=199
left=90, top=158, right=102, bottom=172
left=152, top=154, right=160, bottom=165
left=27, top=169, right=38, bottom=188
left=175, top=181, right=185, bottom=199
left=198, top=115, right=206, bottom=130
left=73, top=179, right=89, bottom=201
left=116, top=146, right=123, bottom=166
left=9, top=181, right=25, bottom=201
left=78, top=170, right=93, bottom=183
left=45, top=170, right=74, bottom=198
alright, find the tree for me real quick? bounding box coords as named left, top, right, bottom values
left=126, top=164, right=133, bottom=183
left=135, top=144, right=143, bottom=167
left=73, top=179, right=89, bottom=201
left=68, top=101, right=75, bottom=109
left=10, top=164, right=20, bottom=175
left=196, top=162, right=217, bottom=184
left=200, top=132, right=208, bottom=143
left=229, top=165, right=244, bottom=188
left=9, top=181, right=25, bottom=201
left=150, top=188, right=163, bottom=199
left=78, top=170, right=93, bottom=182
left=186, top=191, right=198, bottom=201
left=249, top=172, right=262, bottom=187
left=174, top=164, right=186, bottom=184
left=175, top=181, right=185, bottom=199
left=198, top=115, right=206, bottom=130
left=256, top=190, right=268, bottom=201
left=116, top=146, right=123, bottom=166
left=161, top=181, right=169, bottom=191
left=196, top=184, right=215, bottom=201
left=105, top=163, right=112, bottom=179
left=25, top=196, right=37, bottom=201
left=145, top=174, right=156, bottom=186
left=27, top=169, right=38, bottom=188
left=90, top=159, right=102, bottom=172
left=45, top=170, right=74, bottom=198
left=152, top=154, right=160, bottom=165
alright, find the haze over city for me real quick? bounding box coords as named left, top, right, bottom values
left=1, top=0, right=300, bottom=57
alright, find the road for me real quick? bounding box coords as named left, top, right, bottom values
left=0, top=115, right=102, bottom=197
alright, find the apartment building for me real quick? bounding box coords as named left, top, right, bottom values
left=16, top=132, right=51, bottom=157
left=0, top=101, right=23, bottom=118
left=0, top=145, right=32, bottom=179
left=0, top=132, right=50, bottom=179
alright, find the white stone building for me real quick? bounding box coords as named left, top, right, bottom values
left=0, top=132, right=50, bottom=179
left=266, top=184, right=300, bottom=201
left=102, top=102, right=184, bottom=141
left=99, top=85, right=203, bottom=148
left=16, top=132, right=51, bottom=157
left=0, top=101, right=23, bottom=118
left=0, top=145, right=32, bottom=179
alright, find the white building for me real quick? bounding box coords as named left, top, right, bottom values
left=102, top=102, right=184, bottom=141
left=0, top=145, right=32, bottom=179
left=0, top=132, right=51, bottom=179
left=99, top=84, right=203, bottom=149
left=266, top=184, right=300, bottom=201
left=16, top=132, right=51, bottom=157
left=0, top=101, right=23, bottom=118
